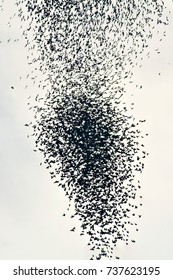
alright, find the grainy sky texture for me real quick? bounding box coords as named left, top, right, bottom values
left=0, top=0, right=173, bottom=259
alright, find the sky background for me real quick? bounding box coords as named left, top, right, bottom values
left=0, top=0, right=173, bottom=259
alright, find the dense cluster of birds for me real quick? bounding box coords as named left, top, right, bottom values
left=34, top=91, right=145, bottom=259
left=1, top=0, right=171, bottom=259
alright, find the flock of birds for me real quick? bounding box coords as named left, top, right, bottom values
left=1, top=0, right=172, bottom=259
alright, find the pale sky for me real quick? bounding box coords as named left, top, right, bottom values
left=0, top=0, right=173, bottom=260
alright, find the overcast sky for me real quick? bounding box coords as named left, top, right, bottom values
left=0, top=0, right=173, bottom=260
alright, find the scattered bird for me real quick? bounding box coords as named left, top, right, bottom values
left=3, top=0, right=171, bottom=260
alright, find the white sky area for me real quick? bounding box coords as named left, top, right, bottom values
left=0, top=0, right=173, bottom=260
